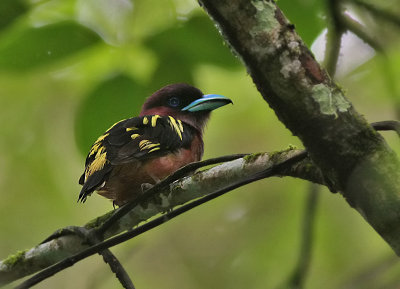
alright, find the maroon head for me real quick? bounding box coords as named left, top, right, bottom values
left=140, top=83, right=232, bottom=132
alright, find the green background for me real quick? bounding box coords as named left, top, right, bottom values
left=1, top=0, right=400, bottom=288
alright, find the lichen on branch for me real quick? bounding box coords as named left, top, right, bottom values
left=198, top=0, right=400, bottom=256
left=0, top=149, right=321, bottom=286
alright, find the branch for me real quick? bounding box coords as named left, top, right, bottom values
left=339, top=255, right=400, bottom=288
left=371, top=121, right=400, bottom=137
left=279, top=184, right=319, bottom=289
left=16, top=150, right=310, bottom=289
left=349, top=0, right=400, bottom=28
left=324, top=0, right=345, bottom=76
left=197, top=0, right=400, bottom=257
left=34, top=227, right=135, bottom=289
left=98, top=249, right=135, bottom=289
left=0, top=149, right=323, bottom=286
left=1, top=120, right=398, bottom=286
left=341, top=13, right=384, bottom=52
left=96, top=154, right=248, bottom=237
left=1, top=0, right=399, bottom=285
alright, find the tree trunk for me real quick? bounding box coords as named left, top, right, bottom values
left=198, top=0, right=400, bottom=254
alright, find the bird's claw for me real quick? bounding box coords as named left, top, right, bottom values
left=141, top=182, right=154, bottom=193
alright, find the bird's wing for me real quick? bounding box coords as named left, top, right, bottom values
left=78, top=115, right=194, bottom=202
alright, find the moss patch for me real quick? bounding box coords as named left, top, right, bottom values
left=285, top=144, right=298, bottom=151
left=311, top=84, right=351, bottom=117
left=3, top=250, right=26, bottom=269
left=250, top=0, right=279, bottom=31
left=85, top=209, right=115, bottom=229
left=243, top=152, right=264, bottom=163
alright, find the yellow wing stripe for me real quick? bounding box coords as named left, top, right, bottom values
left=149, top=147, right=161, bottom=153
left=168, top=116, right=183, bottom=140
left=89, top=143, right=101, bottom=157
left=89, top=133, right=109, bottom=156
left=138, top=139, right=161, bottom=151
left=85, top=152, right=107, bottom=179
left=151, top=115, right=160, bottom=127
left=107, top=119, right=125, bottom=132
left=139, top=139, right=151, bottom=149
left=95, top=146, right=105, bottom=156
left=177, top=119, right=184, bottom=132
left=131, top=134, right=140, bottom=139
left=86, top=116, right=187, bottom=182
left=142, top=143, right=160, bottom=150
left=95, top=133, right=108, bottom=143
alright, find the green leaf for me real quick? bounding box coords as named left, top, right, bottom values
left=149, top=57, right=194, bottom=92
left=0, top=21, right=101, bottom=71
left=0, top=0, right=28, bottom=30
left=75, top=74, right=147, bottom=155
left=277, top=0, right=326, bottom=46
left=145, top=15, right=241, bottom=69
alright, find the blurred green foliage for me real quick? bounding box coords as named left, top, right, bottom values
left=0, top=0, right=400, bottom=289
left=278, top=0, right=325, bottom=45
left=75, top=74, right=147, bottom=154
left=0, top=21, right=100, bottom=71
left=145, top=15, right=241, bottom=72
left=0, top=0, right=27, bottom=30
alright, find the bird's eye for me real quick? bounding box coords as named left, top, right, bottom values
left=168, top=97, right=180, bottom=107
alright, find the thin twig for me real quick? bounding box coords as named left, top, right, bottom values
left=349, top=0, right=400, bottom=28
left=96, top=153, right=248, bottom=236
left=324, top=28, right=343, bottom=77
left=371, top=121, right=400, bottom=137
left=324, top=0, right=345, bottom=76
left=40, top=230, right=135, bottom=288
left=16, top=151, right=308, bottom=289
left=286, top=184, right=319, bottom=289
left=17, top=227, right=135, bottom=289
left=341, top=13, right=384, bottom=52
left=87, top=232, right=135, bottom=289
left=338, top=255, right=399, bottom=289
left=98, top=249, right=135, bottom=289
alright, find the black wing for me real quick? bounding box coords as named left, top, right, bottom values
left=78, top=115, right=195, bottom=202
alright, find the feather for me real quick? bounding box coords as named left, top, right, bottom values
left=78, top=115, right=196, bottom=202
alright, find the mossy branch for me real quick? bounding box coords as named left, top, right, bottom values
left=197, top=0, right=400, bottom=256
left=0, top=149, right=323, bottom=286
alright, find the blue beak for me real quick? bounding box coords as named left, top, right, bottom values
left=181, top=94, right=233, bottom=112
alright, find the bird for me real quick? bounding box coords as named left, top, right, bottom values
left=78, top=83, right=232, bottom=206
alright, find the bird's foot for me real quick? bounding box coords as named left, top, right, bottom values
left=141, top=182, right=154, bottom=193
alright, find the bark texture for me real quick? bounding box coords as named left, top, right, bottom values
left=0, top=150, right=317, bottom=285
left=198, top=0, right=400, bottom=254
